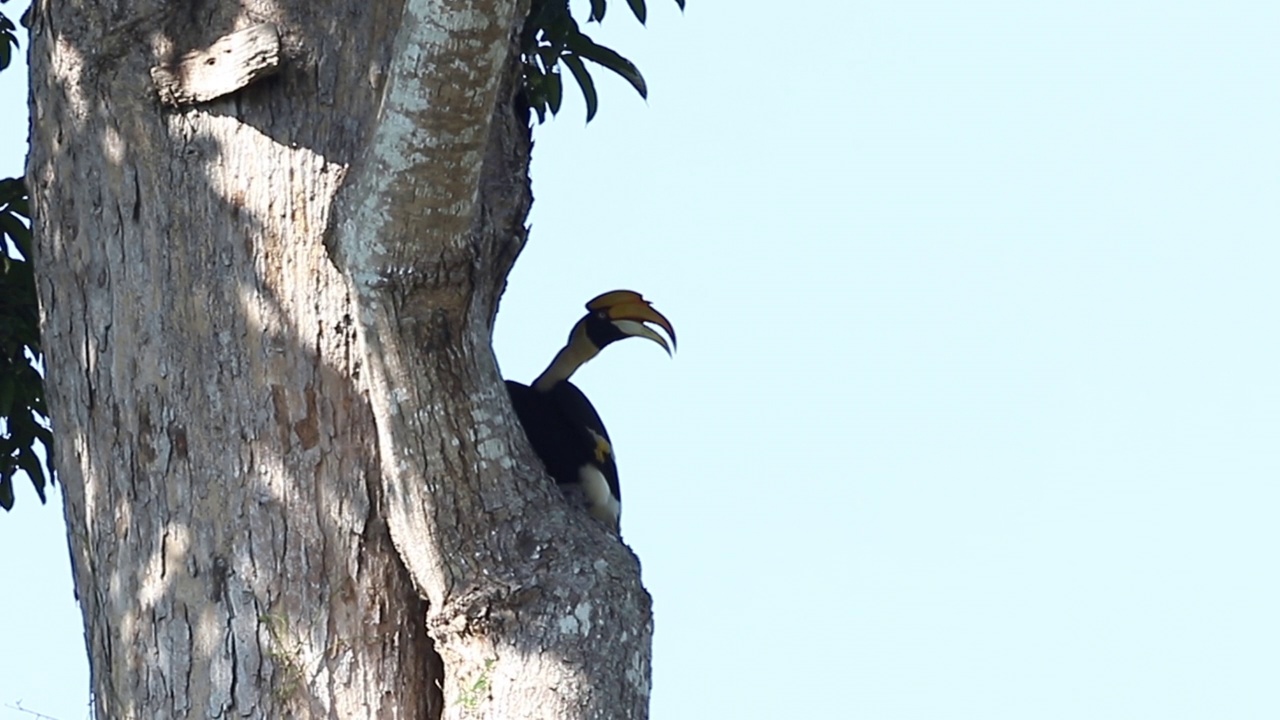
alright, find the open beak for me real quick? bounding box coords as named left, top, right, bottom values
left=586, top=290, right=678, bottom=355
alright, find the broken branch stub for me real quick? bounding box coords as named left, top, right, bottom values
left=151, top=24, right=281, bottom=107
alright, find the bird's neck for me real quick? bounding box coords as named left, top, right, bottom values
left=533, top=341, right=598, bottom=391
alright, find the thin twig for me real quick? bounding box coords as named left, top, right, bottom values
left=5, top=701, right=62, bottom=720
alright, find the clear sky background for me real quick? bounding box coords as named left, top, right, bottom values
left=3, top=0, right=1279, bottom=718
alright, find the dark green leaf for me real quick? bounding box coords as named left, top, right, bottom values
left=627, top=0, right=646, bottom=23
left=0, top=177, right=23, bottom=204
left=523, top=62, right=544, bottom=86
left=561, top=54, right=598, bottom=122
left=547, top=69, right=563, bottom=115
left=0, top=207, right=30, bottom=239
left=7, top=180, right=28, bottom=210
left=0, top=210, right=31, bottom=259
left=0, top=375, right=14, bottom=417
left=523, top=66, right=550, bottom=123
left=9, top=193, right=29, bottom=219
left=589, top=0, right=606, bottom=22
left=28, top=388, right=48, bottom=419
left=566, top=34, right=648, bottom=99
left=537, top=45, right=560, bottom=70
left=0, top=475, right=13, bottom=511
left=14, top=447, right=47, bottom=503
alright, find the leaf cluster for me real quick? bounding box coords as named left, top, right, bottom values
left=520, top=0, right=684, bottom=123
left=0, top=176, right=51, bottom=511
left=0, top=3, right=51, bottom=511
left=0, top=9, right=15, bottom=72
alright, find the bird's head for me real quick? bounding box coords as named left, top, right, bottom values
left=574, top=290, right=677, bottom=355
left=534, top=290, right=676, bottom=390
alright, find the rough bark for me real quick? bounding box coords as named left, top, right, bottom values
left=28, top=0, right=652, bottom=717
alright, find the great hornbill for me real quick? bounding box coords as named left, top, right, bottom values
left=506, top=290, right=676, bottom=534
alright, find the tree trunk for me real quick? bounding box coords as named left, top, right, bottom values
left=28, top=0, right=652, bottom=717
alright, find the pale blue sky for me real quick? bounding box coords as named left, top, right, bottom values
left=4, top=1, right=1280, bottom=718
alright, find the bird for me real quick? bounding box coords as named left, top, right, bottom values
left=506, top=290, right=676, bottom=534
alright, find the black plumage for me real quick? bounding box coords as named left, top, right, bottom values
left=506, top=290, right=675, bottom=533
left=507, top=379, right=620, bottom=524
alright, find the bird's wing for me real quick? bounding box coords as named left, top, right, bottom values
left=550, top=382, right=621, bottom=504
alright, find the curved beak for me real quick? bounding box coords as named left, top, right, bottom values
left=586, top=290, right=678, bottom=355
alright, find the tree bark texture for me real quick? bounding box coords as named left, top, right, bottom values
left=28, top=0, right=652, bottom=717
